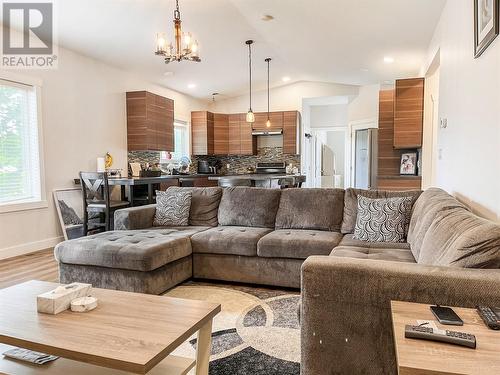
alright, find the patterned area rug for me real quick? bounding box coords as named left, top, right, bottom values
left=165, top=282, right=300, bottom=375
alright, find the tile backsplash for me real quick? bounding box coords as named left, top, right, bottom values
left=190, top=147, right=301, bottom=174
left=128, top=147, right=300, bottom=175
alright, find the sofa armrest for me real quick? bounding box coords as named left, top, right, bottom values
left=114, top=204, right=156, bottom=230
left=300, top=256, right=500, bottom=375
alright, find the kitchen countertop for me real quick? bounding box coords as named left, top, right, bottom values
left=208, top=174, right=306, bottom=181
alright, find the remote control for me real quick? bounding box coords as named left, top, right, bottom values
left=476, top=306, right=500, bottom=330
left=404, top=325, right=476, bottom=349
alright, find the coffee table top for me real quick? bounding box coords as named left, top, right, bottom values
left=391, top=301, right=500, bottom=375
left=0, top=281, right=221, bottom=374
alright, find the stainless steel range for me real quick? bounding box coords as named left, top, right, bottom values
left=255, top=162, right=286, bottom=174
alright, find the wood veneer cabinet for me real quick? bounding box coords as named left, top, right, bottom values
left=213, top=113, right=229, bottom=155
left=191, top=111, right=214, bottom=155
left=394, top=78, right=424, bottom=149
left=252, top=112, right=284, bottom=131
left=228, top=113, right=241, bottom=155
left=126, top=91, right=174, bottom=151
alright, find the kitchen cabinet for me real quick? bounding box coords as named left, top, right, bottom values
left=228, top=114, right=241, bottom=155
left=213, top=113, right=229, bottom=155
left=252, top=112, right=283, bottom=131
left=126, top=91, right=174, bottom=151
left=394, top=78, right=424, bottom=149
left=283, top=111, right=300, bottom=155
left=191, top=111, right=214, bottom=155
left=240, top=116, right=257, bottom=155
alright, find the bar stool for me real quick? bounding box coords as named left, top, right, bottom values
left=79, top=172, right=129, bottom=235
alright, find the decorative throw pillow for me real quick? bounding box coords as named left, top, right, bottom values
left=153, top=190, right=192, bottom=226
left=353, top=196, right=413, bottom=243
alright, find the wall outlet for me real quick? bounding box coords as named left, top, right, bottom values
left=226, top=163, right=231, bottom=169
left=440, top=118, right=448, bottom=129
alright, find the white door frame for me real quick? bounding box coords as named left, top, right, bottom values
left=347, top=118, right=378, bottom=188
left=310, top=127, right=348, bottom=188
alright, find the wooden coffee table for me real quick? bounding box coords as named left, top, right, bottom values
left=391, top=301, right=500, bottom=375
left=0, top=280, right=221, bottom=374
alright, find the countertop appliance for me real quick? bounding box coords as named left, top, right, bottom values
left=197, top=160, right=216, bottom=174
left=255, top=162, right=286, bottom=174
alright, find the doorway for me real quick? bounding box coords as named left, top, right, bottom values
left=311, top=128, right=348, bottom=188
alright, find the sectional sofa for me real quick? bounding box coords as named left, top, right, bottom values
left=54, top=186, right=500, bottom=374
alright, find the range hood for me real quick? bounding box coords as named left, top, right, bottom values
left=252, top=129, right=283, bottom=136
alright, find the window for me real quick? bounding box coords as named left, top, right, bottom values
left=0, top=78, right=43, bottom=210
left=160, top=121, right=190, bottom=162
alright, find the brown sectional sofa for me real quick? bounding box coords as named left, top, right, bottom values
left=54, top=186, right=500, bottom=374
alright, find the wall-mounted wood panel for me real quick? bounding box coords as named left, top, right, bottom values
left=394, top=78, right=424, bottom=149
left=126, top=91, right=174, bottom=152
left=377, top=177, right=422, bottom=191
left=213, top=113, right=229, bottom=155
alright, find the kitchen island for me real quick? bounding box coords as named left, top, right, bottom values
left=208, top=174, right=306, bottom=188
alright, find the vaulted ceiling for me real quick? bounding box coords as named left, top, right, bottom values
left=54, top=0, right=445, bottom=98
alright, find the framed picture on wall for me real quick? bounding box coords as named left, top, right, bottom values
left=474, top=0, right=499, bottom=58
left=400, top=152, right=418, bottom=176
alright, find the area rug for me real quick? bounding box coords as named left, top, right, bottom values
left=165, top=282, right=300, bottom=375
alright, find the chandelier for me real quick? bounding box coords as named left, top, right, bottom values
left=155, top=0, right=200, bottom=64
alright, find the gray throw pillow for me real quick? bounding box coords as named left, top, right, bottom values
left=354, top=196, right=413, bottom=243
left=153, top=190, right=192, bottom=226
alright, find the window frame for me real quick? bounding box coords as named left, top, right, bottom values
left=0, top=72, right=46, bottom=213
left=160, top=120, right=191, bottom=164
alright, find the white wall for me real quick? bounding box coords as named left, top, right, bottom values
left=348, top=84, right=380, bottom=124
left=0, top=46, right=207, bottom=259
left=209, top=81, right=359, bottom=114
left=310, top=104, right=349, bottom=128
left=421, top=0, right=500, bottom=220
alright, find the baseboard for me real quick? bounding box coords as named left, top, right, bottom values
left=0, top=236, right=63, bottom=260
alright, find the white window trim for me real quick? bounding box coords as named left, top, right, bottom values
left=0, top=72, right=47, bottom=214
left=161, top=120, right=191, bottom=164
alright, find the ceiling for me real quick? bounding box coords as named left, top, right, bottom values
left=51, top=0, right=445, bottom=99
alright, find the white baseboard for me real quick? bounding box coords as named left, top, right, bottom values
left=0, top=236, right=63, bottom=260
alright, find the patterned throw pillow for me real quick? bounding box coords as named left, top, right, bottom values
left=153, top=190, right=192, bottom=226
left=353, top=196, right=413, bottom=243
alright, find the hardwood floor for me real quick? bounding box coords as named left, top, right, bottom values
left=0, top=249, right=58, bottom=290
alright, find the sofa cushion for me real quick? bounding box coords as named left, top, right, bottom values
left=407, top=188, right=468, bottom=260
left=330, top=246, right=416, bottom=263
left=339, top=234, right=411, bottom=250
left=191, top=226, right=273, bottom=256
left=218, top=187, right=281, bottom=228
left=168, top=186, right=222, bottom=227
left=54, top=229, right=197, bottom=272
left=418, top=208, right=500, bottom=268
left=153, top=190, right=192, bottom=226
left=275, top=188, right=344, bottom=231
left=354, top=196, right=413, bottom=243
left=257, top=229, right=343, bottom=259
left=341, top=188, right=421, bottom=234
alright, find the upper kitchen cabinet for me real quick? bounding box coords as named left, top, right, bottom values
left=393, top=78, right=424, bottom=149
left=252, top=112, right=283, bottom=131
left=191, top=111, right=214, bottom=155
left=213, top=113, right=229, bottom=155
left=283, top=111, right=300, bottom=155
left=228, top=114, right=241, bottom=155
left=240, top=116, right=257, bottom=155
left=126, top=91, right=174, bottom=151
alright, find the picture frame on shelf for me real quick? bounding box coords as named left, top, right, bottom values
left=474, top=0, right=499, bottom=58
left=400, top=152, right=418, bottom=176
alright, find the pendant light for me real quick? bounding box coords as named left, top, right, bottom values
left=245, top=40, right=255, bottom=123
left=265, top=57, right=272, bottom=128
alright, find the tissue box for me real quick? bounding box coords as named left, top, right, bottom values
left=37, top=283, right=92, bottom=314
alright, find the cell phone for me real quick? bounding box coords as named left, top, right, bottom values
left=430, top=305, right=464, bottom=326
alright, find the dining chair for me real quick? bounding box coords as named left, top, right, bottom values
left=79, top=172, right=129, bottom=235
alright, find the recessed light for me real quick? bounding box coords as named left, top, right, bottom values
left=384, top=56, right=395, bottom=64
left=163, top=71, right=174, bottom=77
left=360, top=68, right=369, bottom=72
left=282, top=76, right=291, bottom=82
left=187, top=83, right=196, bottom=89
left=262, top=14, right=274, bottom=21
